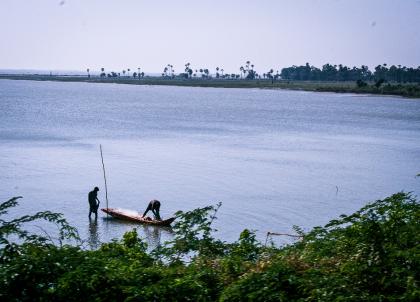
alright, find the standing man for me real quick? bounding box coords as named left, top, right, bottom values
left=88, top=187, right=100, bottom=219
left=142, top=199, right=161, bottom=220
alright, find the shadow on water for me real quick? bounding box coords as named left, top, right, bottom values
left=100, top=216, right=174, bottom=250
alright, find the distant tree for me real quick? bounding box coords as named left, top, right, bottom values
left=127, top=68, right=130, bottom=77
left=246, top=70, right=256, bottom=80
left=240, top=66, right=244, bottom=79
left=266, top=69, right=274, bottom=83
left=280, top=63, right=378, bottom=82
left=122, top=70, right=126, bottom=77
left=216, top=67, right=220, bottom=78
left=245, top=61, right=250, bottom=72
left=239, top=61, right=256, bottom=80
left=356, top=79, right=368, bottom=87
left=86, top=68, right=90, bottom=78
left=375, top=78, right=385, bottom=88
left=164, top=64, right=174, bottom=78
left=132, top=72, right=137, bottom=78
left=185, top=63, right=192, bottom=79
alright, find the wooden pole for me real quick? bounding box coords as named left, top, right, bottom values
left=100, top=144, right=109, bottom=212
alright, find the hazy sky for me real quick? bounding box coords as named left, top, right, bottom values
left=1, top=0, right=419, bottom=73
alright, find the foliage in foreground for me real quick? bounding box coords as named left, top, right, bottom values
left=0, top=193, right=419, bottom=301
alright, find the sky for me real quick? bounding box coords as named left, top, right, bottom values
left=1, top=0, right=419, bottom=74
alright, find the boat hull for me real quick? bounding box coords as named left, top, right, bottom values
left=101, top=208, right=175, bottom=226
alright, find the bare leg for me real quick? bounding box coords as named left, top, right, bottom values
left=152, top=207, right=161, bottom=220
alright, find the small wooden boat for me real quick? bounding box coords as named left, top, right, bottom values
left=101, top=208, right=175, bottom=226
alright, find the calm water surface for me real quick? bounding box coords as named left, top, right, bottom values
left=1, top=79, right=419, bottom=247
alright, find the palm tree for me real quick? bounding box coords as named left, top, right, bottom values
left=185, top=63, right=191, bottom=78
left=165, top=64, right=174, bottom=77
left=127, top=68, right=130, bottom=77
left=240, top=66, right=244, bottom=79
left=137, top=67, right=141, bottom=80
left=86, top=68, right=90, bottom=78
left=122, top=70, right=126, bottom=77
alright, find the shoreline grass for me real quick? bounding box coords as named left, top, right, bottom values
left=1, top=74, right=420, bottom=98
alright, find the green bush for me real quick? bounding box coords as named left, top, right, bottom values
left=1, top=193, right=419, bottom=301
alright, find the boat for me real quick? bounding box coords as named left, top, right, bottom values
left=101, top=208, right=176, bottom=226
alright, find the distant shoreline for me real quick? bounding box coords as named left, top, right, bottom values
left=1, top=74, right=419, bottom=99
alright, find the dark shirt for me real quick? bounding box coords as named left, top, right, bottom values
left=88, top=190, right=98, bottom=207
left=149, top=199, right=160, bottom=209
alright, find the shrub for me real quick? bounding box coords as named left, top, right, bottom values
left=1, top=193, right=418, bottom=301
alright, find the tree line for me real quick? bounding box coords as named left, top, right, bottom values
left=280, top=63, right=420, bottom=83
left=91, top=61, right=420, bottom=83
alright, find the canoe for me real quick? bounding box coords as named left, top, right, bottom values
left=101, top=208, right=175, bottom=226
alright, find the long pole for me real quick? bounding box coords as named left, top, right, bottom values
left=100, top=144, right=109, bottom=212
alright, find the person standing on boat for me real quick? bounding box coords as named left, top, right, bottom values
left=88, top=187, right=100, bottom=219
left=142, top=199, right=161, bottom=220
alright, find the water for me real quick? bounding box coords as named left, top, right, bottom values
left=1, top=79, right=419, bottom=248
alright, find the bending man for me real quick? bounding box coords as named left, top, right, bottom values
left=142, top=199, right=161, bottom=220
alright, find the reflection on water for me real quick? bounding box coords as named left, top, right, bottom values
left=87, top=217, right=100, bottom=249
left=142, top=224, right=174, bottom=249
left=95, top=216, right=174, bottom=250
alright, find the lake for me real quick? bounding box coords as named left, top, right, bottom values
left=1, top=79, right=419, bottom=248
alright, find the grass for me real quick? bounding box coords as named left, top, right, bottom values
left=1, top=74, right=420, bottom=98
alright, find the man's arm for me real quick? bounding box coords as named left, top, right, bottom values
left=142, top=204, right=151, bottom=217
